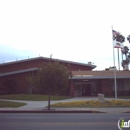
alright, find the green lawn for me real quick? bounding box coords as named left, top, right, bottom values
left=118, top=96, right=130, bottom=99
left=51, top=100, right=130, bottom=108
left=0, top=94, right=72, bottom=101
left=0, top=101, right=27, bottom=108
left=106, top=96, right=130, bottom=99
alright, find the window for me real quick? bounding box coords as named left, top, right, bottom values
left=74, top=84, right=82, bottom=95
left=110, top=79, right=115, bottom=90
left=110, top=79, right=124, bottom=90
left=117, top=79, right=124, bottom=90
left=124, top=79, right=130, bottom=90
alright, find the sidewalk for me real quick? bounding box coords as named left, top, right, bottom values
left=0, top=97, right=130, bottom=113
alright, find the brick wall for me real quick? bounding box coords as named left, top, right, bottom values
left=0, top=72, right=30, bottom=94
left=0, top=58, right=92, bottom=73
left=101, top=79, right=113, bottom=96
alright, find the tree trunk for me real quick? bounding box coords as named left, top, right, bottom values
left=121, top=50, right=123, bottom=62
left=48, top=90, right=51, bottom=110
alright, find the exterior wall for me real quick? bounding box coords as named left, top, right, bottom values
left=69, top=80, right=74, bottom=96
left=100, top=79, right=130, bottom=96
left=115, top=79, right=130, bottom=96
left=1, top=73, right=130, bottom=96
left=71, top=79, right=102, bottom=97
left=98, top=80, right=102, bottom=93
left=0, top=72, right=30, bottom=94
left=0, top=59, right=46, bottom=73
left=65, top=63, right=92, bottom=71
left=0, top=58, right=93, bottom=95
left=0, top=72, right=72, bottom=95
left=0, top=57, right=130, bottom=96
left=101, top=79, right=113, bottom=96
left=1, top=72, right=130, bottom=96
left=0, top=58, right=93, bottom=73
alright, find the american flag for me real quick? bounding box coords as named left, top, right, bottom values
left=112, top=30, right=120, bottom=37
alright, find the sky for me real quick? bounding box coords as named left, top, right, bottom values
left=0, top=0, right=130, bottom=70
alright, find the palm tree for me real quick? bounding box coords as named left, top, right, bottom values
left=127, top=35, right=130, bottom=43
left=122, top=46, right=129, bottom=58
left=122, top=59, right=129, bottom=69
left=115, top=34, right=125, bottom=70
left=121, top=46, right=130, bottom=69
left=128, top=53, right=130, bottom=59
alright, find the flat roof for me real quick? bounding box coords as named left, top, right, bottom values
left=0, top=56, right=96, bottom=69
left=72, top=70, right=130, bottom=79
left=72, top=76, right=130, bottom=79
left=0, top=69, right=130, bottom=79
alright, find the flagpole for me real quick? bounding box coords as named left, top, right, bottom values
left=117, top=48, right=120, bottom=70
left=112, top=26, right=117, bottom=99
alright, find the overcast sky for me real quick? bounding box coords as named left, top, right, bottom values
left=0, top=0, right=130, bottom=70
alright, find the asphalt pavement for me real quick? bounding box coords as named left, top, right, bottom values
left=0, top=113, right=128, bottom=130
left=0, top=97, right=130, bottom=113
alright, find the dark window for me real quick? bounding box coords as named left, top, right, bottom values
left=117, top=79, right=124, bottom=90
left=124, top=79, right=130, bottom=90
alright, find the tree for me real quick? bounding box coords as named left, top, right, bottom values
left=26, top=72, right=38, bottom=94
left=127, top=35, right=130, bottom=43
left=113, top=32, right=130, bottom=69
left=121, top=46, right=130, bottom=69
left=27, top=60, right=72, bottom=110
left=122, top=46, right=129, bottom=58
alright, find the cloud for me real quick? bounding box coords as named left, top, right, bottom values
left=0, top=44, right=37, bottom=63
left=0, top=0, right=129, bottom=70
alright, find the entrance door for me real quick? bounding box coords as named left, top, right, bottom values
left=91, top=84, right=98, bottom=96
left=82, top=84, right=91, bottom=96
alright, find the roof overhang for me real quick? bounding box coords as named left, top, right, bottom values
left=71, top=76, right=130, bottom=79
left=0, top=57, right=96, bottom=69
left=0, top=67, right=38, bottom=77
left=71, top=70, right=130, bottom=79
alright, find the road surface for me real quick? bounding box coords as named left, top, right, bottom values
left=0, top=113, right=129, bottom=130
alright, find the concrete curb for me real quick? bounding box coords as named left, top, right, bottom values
left=0, top=110, right=106, bottom=113
left=123, top=111, right=130, bottom=113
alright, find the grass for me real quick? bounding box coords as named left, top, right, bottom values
left=106, top=96, right=130, bottom=99
left=0, top=94, right=72, bottom=101
left=51, top=100, right=130, bottom=108
left=117, top=96, right=130, bottom=99
left=0, top=101, right=27, bottom=108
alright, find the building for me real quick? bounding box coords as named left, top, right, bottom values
left=0, top=56, right=130, bottom=96
left=71, top=70, right=130, bottom=97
